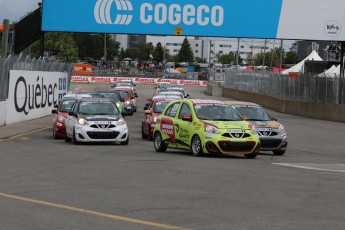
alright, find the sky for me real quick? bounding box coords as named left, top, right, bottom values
left=0, top=0, right=41, bottom=22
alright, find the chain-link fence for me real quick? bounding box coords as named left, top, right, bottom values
left=208, top=68, right=345, bottom=104
left=0, top=55, right=73, bottom=101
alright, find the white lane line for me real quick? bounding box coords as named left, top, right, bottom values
left=272, top=163, right=345, bottom=173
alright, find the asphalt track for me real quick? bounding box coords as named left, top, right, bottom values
left=1, top=84, right=345, bottom=230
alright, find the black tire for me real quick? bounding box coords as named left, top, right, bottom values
left=148, top=132, right=153, bottom=141
left=142, top=124, right=148, bottom=139
left=273, top=150, right=286, bottom=156
left=64, top=131, right=71, bottom=142
left=121, top=135, right=129, bottom=145
left=52, top=126, right=58, bottom=139
left=72, top=128, right=79, bottom=145
left=191, top=135, right=203, bottom=156
left=154, top=132, right=167, bottom=152
left=244, top=152, right=257, bottom=159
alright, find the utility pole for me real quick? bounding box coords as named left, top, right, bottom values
left=339, top=41, right=345, bottom=104
left=263, top=39, right=267, bottom=68
left=1, top=19, right=10, bottom=58
left=103, top=34, right=107, bottom=61
left=236, top=38, right=240, bottom=69
left=279, top=39, right=283, bottom=76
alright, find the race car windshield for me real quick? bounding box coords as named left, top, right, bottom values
left=114, top=91, right=129, bottom=100
left=100, top=93, right=121, bottom=102
left=78, top=102, right=119, bottom=115
left=194, top=104, right=243, bottom=121
left=60, top=100, right=76, bottom=112
left=153, top=101, right=170, bottom=113
left=235, top=106, right=272, bottom=121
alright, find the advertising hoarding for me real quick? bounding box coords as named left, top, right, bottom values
left=6, top=70, right=68, bottom=125
left=42, top=0, right=345, bottom=41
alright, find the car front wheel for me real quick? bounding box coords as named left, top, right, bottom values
left=121, top=135, right=129, bottom=145
left=244, top=152, right=257, bottom=159
left=72, top=128, right=79, bottom=145
left=65, top=131, right=71, bottom=142
left=191, top=135, right=203, bottom=156
left=154, top=132, right=167, bottom=152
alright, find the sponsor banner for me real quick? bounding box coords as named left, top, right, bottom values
left=42, top=0, right=281, bottom=39
left=73, top=63, right=94, bottom=75
left=6, top=71, right=68, bottom=125
left=71, top=76, right=208, bottom=86
left=42, top=0, right=345, bottom=41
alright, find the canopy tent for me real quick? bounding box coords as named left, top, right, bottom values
left=318, top=65, right=340, bottom=78
left=281, top=50, right=323, bottom=75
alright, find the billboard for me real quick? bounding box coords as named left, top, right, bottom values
left=42, top=0, right=345, bottom=41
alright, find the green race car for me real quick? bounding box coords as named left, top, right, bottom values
left=153, top=99, right=261, bottom=158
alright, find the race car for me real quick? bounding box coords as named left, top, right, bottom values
left=142, top=98, right=177, bottom=141
left=65, top=98, right=129, bottom=144
left=153, top=99, right=261, bottom=158
left=226, top=101, right=288, bottom=155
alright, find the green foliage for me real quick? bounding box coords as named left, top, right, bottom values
left=154, top=42, right=164, bottom=62
left=216, top=52, right=236, bottom=64
left=284, top=50, right=298, bottom=64
left=195, top=57, right=207, bottom=63
left=177, top=37, right=194, bottom=62
left=254, top=48, right=282, bottom=67
left=125, top=42, right=155, bottom=61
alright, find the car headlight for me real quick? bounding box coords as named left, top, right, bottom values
left=278, top=124, right=286, bottom=134
left=124, top=101, right=130, bottom=105
left=116, top=118, right=126, bottom=126
left=57, top=115, right=65, bottom=123
left=205, top=124, right=220, bottom=134
left=153, top=117, right=157, bottom=123
left=116, top=102, right=121, bottom=108
left=78, top=118, right=88, bottom=125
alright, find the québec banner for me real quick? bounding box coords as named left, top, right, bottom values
left=42, top=0, right=345, bottom=41
left=6, top=70, right=68, bottom=125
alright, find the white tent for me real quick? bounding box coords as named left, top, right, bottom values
left=281, top=50, right=323, bottom=75
left=317, top=65, right=336, bottom=77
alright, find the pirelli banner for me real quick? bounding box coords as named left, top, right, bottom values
left=6, top=70, right=68, bottom=125
left=42, top=0, right=345, bottom=41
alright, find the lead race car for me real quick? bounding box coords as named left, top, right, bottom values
left=153, top=99, right=261, bottom=158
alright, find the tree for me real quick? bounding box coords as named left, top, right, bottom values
left=195, top=57, right=207, bottom=63
left=31, top=32, right=78, bottom=62
left=125, top=42, right=155, bottom=61
left=177, top=37, right=194, bottom=62
left=254, top=48, right=282, bottom=67
left=154, top=42, right=164, bottom=63
left=216, top=52, right=236, bottom=65
left=284, top=50, right=298, bottom=64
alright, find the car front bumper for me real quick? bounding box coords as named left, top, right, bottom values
left=74, top=123, right=128, bottom=142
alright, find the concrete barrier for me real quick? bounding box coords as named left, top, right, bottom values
left=0, top=101, right=7, bottom=126
left=222, top=87, right=345, bottom=123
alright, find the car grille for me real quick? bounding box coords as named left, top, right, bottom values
left=86, top=131, right=120, bottom=139
left=90, top=124, right=116, bottom=129
left=258, top=131, right=278, bottom=136
left=218, top=141, right=256, bottom=152
left=260, top=139, right=282, bottom=148
left=222, top=133, right=251, bottom=138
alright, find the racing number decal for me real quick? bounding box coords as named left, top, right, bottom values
left=160, top=118, right=176, bottom=143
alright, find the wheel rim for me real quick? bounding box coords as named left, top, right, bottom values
left=154, top=133, right=162, bottom=149
left=192, top=136, right=201, bottom=153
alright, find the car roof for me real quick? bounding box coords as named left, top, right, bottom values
left=190, top=99, right=227, bottom=105
left=225, top=101, right=260, bottom=107
left=97, top=90, right=120, bottom=93
left=77, top=98, right=113, bottom=103
left=63, top=93, right=92, bottom=98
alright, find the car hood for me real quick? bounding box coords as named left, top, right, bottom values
left=202, top=120, right=250, bottom=129
left=249, top=120, right=281, bottom=129
left=78, top=115, right=122, bottom=121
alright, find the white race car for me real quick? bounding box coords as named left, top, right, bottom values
left=65, top=98, right=129, bottom=144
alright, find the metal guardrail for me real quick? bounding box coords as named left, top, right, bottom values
left=0, top=55, right=73, bottom=101
left=208, top=68, right=345, bottom=104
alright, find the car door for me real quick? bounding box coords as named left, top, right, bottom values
left=175, top=102, right=193, bottom=149
left=65, top=101, right=78, bottom=137
left=159, top=102, right=181, bottom=146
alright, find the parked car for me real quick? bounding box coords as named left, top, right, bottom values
left=65, top=98, right=129, bottom=144
left=51, top=97, right=78, bottom=139
left=153, top=99, right=260, bottom=158
left=142, top=98, right=177, bottom=141
left=226, top=101, right=288, bottom=155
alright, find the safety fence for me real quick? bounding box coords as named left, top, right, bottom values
left=0, top=55, right=73, bottom=101
left=208, top=69, right=345, bottom=104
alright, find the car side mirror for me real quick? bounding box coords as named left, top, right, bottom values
left=242, top=116, right=248, bottom=121
left=147, top=98, right=151, bottom=101
left=133, top=84, right=136, bottom=86
left=272, top=117, right=277, bottom=121
left=181, top=114, right=192, bottom=122
left=51, top=109, right=57, bottom=114
left=54, top=104, right=58, bottom=108
left=134, top=93, right=138, bottom=97
left=144, top=109, right=152, bottom=114
left=68, top=111, right=75, bottom=116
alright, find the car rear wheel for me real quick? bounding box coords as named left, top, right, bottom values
left=154, top=132, right=167, bottom=152
left=273, top=150, right=286, bottom=156
left=244, top=152, right=257, bottom=159
left=72, top=128, right=79, bottom=145
left=191, top=135, right=203, bottom=156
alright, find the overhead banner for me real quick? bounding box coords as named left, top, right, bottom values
left=42, top=0, right=345, bottom=41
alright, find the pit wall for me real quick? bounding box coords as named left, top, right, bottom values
left=209, top=83, right=345, bottom=123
